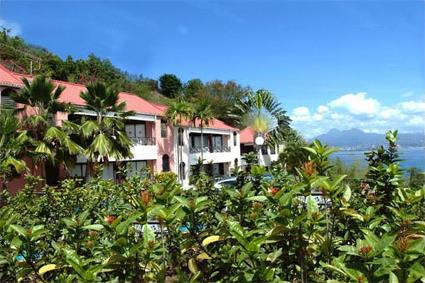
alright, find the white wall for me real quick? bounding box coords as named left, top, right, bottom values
left=174, top=126, right=241, bottom=187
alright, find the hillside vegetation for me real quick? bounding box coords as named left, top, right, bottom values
left=0, top=28, right=251, bottom=127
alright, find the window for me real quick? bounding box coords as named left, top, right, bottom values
left=126, top=160, right=148, bottom=178
left=0, top=88, right=17, bottom=109
left=161, top=119, right=167, bottom=138
left=178, top=128, right=184, bottom=146
left=270, top=146, right=276, bottom=155
left=261, top=146, right=268, bottom=155
left=70, top=163, right=86, bottom=178
left=162, top=155, right=170, bottom=172
left=233, top=132, right=237, bottom=146
left=212, top=135, right=223, bottom=149
left=179, top=162, right=186, bottom=180
left=125, top=123, right=146, bottom=140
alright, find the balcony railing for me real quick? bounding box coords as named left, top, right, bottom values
left=190, top=146, right=209, bottom=153
left=212, top=145, right=231, bottom=153
left=131, top=137, right=156, bottom=146
left=189, top=145, right=231, bottom=153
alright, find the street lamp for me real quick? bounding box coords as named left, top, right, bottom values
left=254, top=133, right=265, bottom=165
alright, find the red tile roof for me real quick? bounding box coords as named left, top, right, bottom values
left=0, top=64, right=237, bottom=130
left=240, top=127, right=256, bottom=143
left=180, top=118, right=239, bottom=131
left=10, top=72, right=164, bottom=116
left=0, top=64, right=23, bottom=88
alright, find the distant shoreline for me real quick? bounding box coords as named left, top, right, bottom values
left=336, top=146, right=425, bottom=152
left=331, top=147, right=425, bottom=171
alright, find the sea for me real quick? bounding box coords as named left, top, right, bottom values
left=331, top=147, right=425, bottom=172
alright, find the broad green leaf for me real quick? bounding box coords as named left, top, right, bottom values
left=9, top=224, right=28, bottom=238
left=174, top=196, right=190, bottom=208
left=266, top=248, right=282, bottom=263
left=306, top=195, right=319, bottom=217
left=91, top=133, right=112, bottom=157
left=202, top=235, right=221, bottom=247
left=188, top=258, right=198, bottom=274
left=196, top=252, right=212, bottom=260
left=39, top=264, right=58, bottom=275
left=142, top=224, right=155, bottom=246
left=342, top=186, right=351, bottom=204
left=302, top=147, right=317, bottom=155
left=245, top=196, right=268, bottom=202
left=406, top=237, right=425, bottom=254
left=407, top=261, right=425, bottom=282
left=341, top=208, right=364, bottom=221
left=389, top=272, right=399, bottom=283
left=82, top=224, right=104, bottom=231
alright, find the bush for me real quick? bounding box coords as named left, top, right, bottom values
left=0, top=131, right=424, bottom=282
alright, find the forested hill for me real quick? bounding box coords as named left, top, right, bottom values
left=0, top=29, right=250, bottom=127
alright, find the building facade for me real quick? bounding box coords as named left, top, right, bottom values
left=173, top=120, right=241, bottom=187
left=239, top=127, right=280, bottom=167
left=0, top=64, right=246, bottom=191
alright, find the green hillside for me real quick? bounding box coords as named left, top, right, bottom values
left=0, top=28, right=251, bottom=126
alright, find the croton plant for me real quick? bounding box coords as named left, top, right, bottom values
left=0, top=131, right=424, bottom=282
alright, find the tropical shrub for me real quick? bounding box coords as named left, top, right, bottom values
left=0, top=131, right=424, bottom=282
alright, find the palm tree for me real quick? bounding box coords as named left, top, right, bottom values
left=79, top=82, right=134, bottom=178
left=233, top=89, right=291, bottom=164
left=164, top=99, right=192, bottom=182
left=192, top=98, right=215, bottom=169
left=0, top=109, right=29, bottom=192
left=11, top=76, right=82, bottom=184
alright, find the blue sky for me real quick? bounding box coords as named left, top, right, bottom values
left=0, top=0, right=424, bottom=137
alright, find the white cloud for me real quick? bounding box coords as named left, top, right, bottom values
left=291, top=107, right=311, bottom=122
left=290, top=93, right=425, bottom=138
left=399, top=101, right=425, bottom=113
left=378, top=107, right=403, bottom=120
left=328, top=92, right=380, bottom=115
left=293, top=106, right=310, bottom=116
left=0, top=17, right=21, bottom=36
left=313, top=114, right=323, bottom=121
left=317, top=105, right=329, bottom=114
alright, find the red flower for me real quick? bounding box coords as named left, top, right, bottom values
left=140, top=191, right=152, bottom=206
left=302, top=161, right=317, bottom=176
left=104, top=215, right=116, bottom=225
left=359, top=245, right=372, bottom=255
left=269, top=187, right=280, bottom=196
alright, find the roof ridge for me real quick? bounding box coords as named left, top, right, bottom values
left=0, top=63, right=24, bottom=85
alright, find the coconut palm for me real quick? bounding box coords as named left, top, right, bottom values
left=192, top=98, right=215, bottom=168
left=79, top=82, right=134, bottom=177
left=11, top=76, right=82, bottom=184
left=0, top=109, right=29, bottom=192
left=164, top=99, right=192, bottom=182
left=233, top=89, right=291, bottom=164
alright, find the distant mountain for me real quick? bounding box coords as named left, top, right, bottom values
left=314, top=128, right=425, bottom=149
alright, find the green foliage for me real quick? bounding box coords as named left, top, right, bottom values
left=406, top=167, right=425, bottom=189
left=0, top=110, right=29, bottom=189
left=0, top=32, right=155, bottom=100
left=79, top=81, right=134, bottom=168
left=11, top=75, right=82, bottom=184
left=234, top=89, right=291, bottom=146
left=1, top=130, right=423, bottom=282
left=159, top=74, right=183, bottom=98
left=278, top=129, right=309, bottom=174
left=184, top=79, right=204, bottom=98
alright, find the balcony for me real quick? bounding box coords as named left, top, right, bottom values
left=131, top=137, right=156, bottom=146
left=190, top=145, right=230, bottom=153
